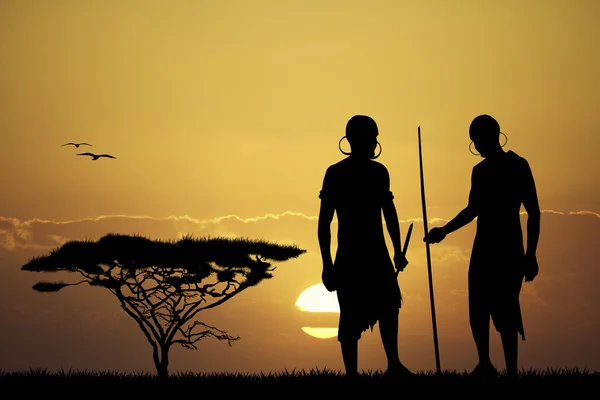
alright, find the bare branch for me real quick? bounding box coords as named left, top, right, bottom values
left=175, top=320, right=241, bottom=350
left=115, top=291, right=158, bottom=350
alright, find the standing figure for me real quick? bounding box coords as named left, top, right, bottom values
left=318, top=115, right=411, bottom=378
left=424, top=114, right=541, bottom=379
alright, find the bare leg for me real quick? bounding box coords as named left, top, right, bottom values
left=340, top=340, right=358, bottom=377
left=378, top=311, right=401, bottom=369
left=500, top=331, right=518, bottom=378
left=379, top=311, right=411, bottom=376
left=468, top=305, right=498, bottom=379
left=468, top=283, right=495, bottom=371
left=470, top=309, right=492, bottom=366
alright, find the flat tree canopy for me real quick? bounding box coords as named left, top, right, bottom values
left=22, top=233, right=306, bottom=377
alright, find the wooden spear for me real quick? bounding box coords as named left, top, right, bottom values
left=418, top=126, right=441, bottom=374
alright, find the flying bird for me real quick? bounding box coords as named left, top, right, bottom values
left=62, top=142, right=92, bottom=148
left=77, top=152, right=116, bottom=160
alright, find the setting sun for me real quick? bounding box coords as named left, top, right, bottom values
left=295, top=283, right=340, bottom=339
left=301, top=327, right=338, bottom=340
left=295, top=283, right=340, bottom=313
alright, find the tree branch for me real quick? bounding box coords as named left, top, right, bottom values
left=175, top=320, right=240, bottom=350
left=115, top=288, right=162, bottom=345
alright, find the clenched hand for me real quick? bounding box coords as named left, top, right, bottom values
left=423, top=227, right=447, bottom=244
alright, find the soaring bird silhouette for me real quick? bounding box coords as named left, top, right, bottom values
left=77, top=152, right=116, bottom=160
left=62, top=142, right=92, bottom=148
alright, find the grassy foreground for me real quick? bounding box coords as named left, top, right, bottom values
left=1, top=367, right=598, bottom=387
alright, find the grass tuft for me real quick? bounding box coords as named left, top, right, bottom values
left=0, top=366, right=598, bottom=387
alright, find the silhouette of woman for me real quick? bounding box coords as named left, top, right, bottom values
left=318, top=115, right=411, bottom=378
left=424, top=114, right=541, bottom=380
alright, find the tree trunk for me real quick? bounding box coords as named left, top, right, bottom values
left=155, top=345, right=170, bottom=380
left=156, top=361, right=168, bottom=380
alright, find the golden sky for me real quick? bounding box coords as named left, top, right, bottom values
left=1, top=0, right=598, bottom=374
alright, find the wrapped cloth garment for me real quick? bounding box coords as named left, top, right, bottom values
left=319, top=157, right=401, bottom=342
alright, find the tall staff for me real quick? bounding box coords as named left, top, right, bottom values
left=418, top=126, right=441, bottom=374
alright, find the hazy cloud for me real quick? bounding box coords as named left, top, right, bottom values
left=3, top=209, right=594, bottom=251
left=0, top=211, right=319, bottom=251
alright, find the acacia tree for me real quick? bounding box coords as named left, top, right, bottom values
left=21, top=233, right=306, bottom=378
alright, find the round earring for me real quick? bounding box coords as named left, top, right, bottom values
left=371, top=141, right=382, bottom=159
left=470, top=133, right=507, bottom=155
left=469, top=141, right=480, bottom=156
left=338, top=136, right=351, bottom=155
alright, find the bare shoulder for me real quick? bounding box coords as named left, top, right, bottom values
left=507, top=149, right=525, bottom=160
left=507, top=150, right=531, bottom=169
left=325, top=159, right=345, bottom=173
left=472, top=160, right=484, bottom=174
left=369, top=160, right=390, bottom=174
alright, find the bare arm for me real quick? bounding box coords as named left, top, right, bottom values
left=318, top=169, right=335, bottom=269
left=522, top=159, right=541, bottom=256
left=441, top=206, right=478, bottom=235
left=383, top=202, right=402, bottom=254
left=318, top=200, right=334, bottom=268
left=381, top=168, right=402, bottom=254
left=381, top=167, right=409, bottom=272
left=318, top=169, right=336, bottom=291
left=440, top=168, right=479, bottom=235
left=425, top=167, right=479, bottom=243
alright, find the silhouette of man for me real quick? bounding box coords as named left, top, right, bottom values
left=423, top=114, right=541, bottom=380
left=318, top=115, right=411, bottom=379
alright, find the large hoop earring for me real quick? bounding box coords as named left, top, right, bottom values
left=470, top=132, right=508, bottom=155
left=469, top=142, right=480, bottom=156
left=338, top=136, right=351, bottom=155
left=371, top=141, right=382, bottom=159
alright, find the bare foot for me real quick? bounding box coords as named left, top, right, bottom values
left=469, top=362, right=498, bottom=381
left=385, top=362, right=414, bottom=379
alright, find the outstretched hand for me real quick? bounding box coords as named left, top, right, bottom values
left=423, top=227, right=447, bottom=244
left=524, top=254, right=539, bottom=282
left=394, top=252, right=409, bottom=273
